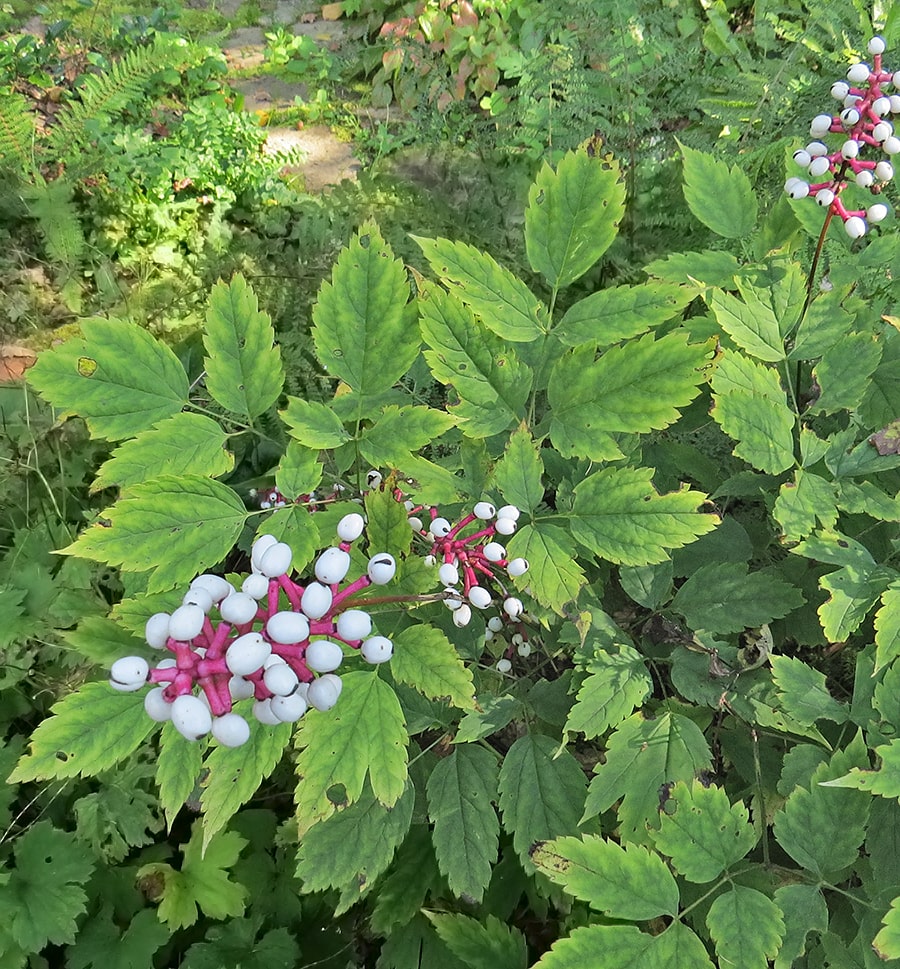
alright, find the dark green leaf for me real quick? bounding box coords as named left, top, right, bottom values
left=681, top=142, right=757, bottom=238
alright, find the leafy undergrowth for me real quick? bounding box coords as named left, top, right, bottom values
left=2, top=136, right=900, bottom=968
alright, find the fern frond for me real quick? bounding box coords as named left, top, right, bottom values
left=22, top=178, right=85, bottom=273
left=0, top=92, right=36, bottom=174
left=46, top=36, right=185, bottom=159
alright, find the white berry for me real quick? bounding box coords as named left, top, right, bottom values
left=250, top=534, right=279, bottom=571
left=212, top=713, right=250, bottom=747
left=503, top=596, right=524, bottom=619
left=483, top=542, right=505, bottom=562
left=841, top=139, right=860, bottom=159
left=496, top=658, right=512, bottom=674
left=847, top=63, right=870, bottom=84
left=453, top=604, right=472, bottom=627
left=845, top=216, right=867, bottom=238
left=869, top=37, right=886, bottom=55
left=430, top=517, right=452, bottom=538
left=253, top=698, right=282, bottom=725
left=266, top=610, right=310, bottom=644
left=831, top=81, right=850, bottom=100
left=226, top=632, right=271, bottom=675
left=876, top=160, right=895, bottom=180
left=468, top=586, right=492, bottom=609
left=182, top=587, right=213, bottom=613
left=336, top=609, right=372, bottom=641
left=271, top=692, right=308, bottom=722
left=856, top=170, right=875, bottom=188
left=361, top=635, right=393, bottom=664
left=307, top=673, right=343, bottom=711
left=816, top=188, right=835, bottom=207
left=337, top=513, right=365, bottom=542
left=315, top=547, right=351, bottom=585
left=495, top=518, right=517, bottom=536
left=242, top=573, right=269, bottom=599
left=507, top=557, right=529, bottom=577
left=439, top=563, right=460, bottom=586
left=305, top=639, right=344, bottom=673
left=229, top=675, right=256, bottom=701
left=487, top=616, right=503, bottom=632
left=145, top=612, right=171, bottom=649
left=171, top=694, right=212, bottom=741
left=110, top=656, right=149, bottom=692
left=259, top=542, right=292, bottom=578
left=190, top=573, right=233, bottom=602
left=810, top=114, right=833, bottom=136
left=168, top=604, right=205, bottom=642
left=264, top=662, right=300, bottom=696
left=301, top=582, right=333, bottom=620
left=367, top=553, right=397, bottom=585
left=473, top=501, right=496, bottom=519
left=808, top=156, right=831, bottom=177
left=219, top=592, right=259, bottom=625
left=868, top=203, right=889, bottom=222
left=144, top=687, right=172, bottom=721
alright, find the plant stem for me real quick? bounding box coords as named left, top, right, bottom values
left=751, top=727, right=770, bottom=867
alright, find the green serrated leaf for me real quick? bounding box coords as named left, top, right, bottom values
left=0, top=822, right=95, bottom=952
left=505, top=523, right=586, bottom=613
left=671, top=562, right=804, bottom=634
left=824, top=737, right=900, bottom=798
left=294, top=671, right=407, bottom=836
left=137, top=824, right=247, bottom=929
left=371, top=827, right=441, bottom=935
left=181, top=919, right=297, bottom=969
left=530, top=922, right=714, bottom=969
left=680, top=141, right=757, bottom=238
left=275, top=442, right=323, bottom=498
left=554, top=283, right=694, bottom=348
left=62, top=474, right=248, bottom=592
left=566, top=645, right=651, bottom=739
left=359, top=405, right=457, bottom=468
left=10, top=684, right=155, bottom=782
left=493, top=426, right=544, bottom=513
left=419, top=288, right=531, bottom=437
left=708, top=289, right=783, bottom=362
left=645, top=249, right=743, bottom=288
left=875, top=585, right=900, bottom=673
left=875, top=896, right=900, bottom=960
left=415, top=236, right=547, bottom=342
left=773, top=885, right=827, bottom=969
left=706, top=886, right=785, bottom=969
left=532, top=834, right=678, bottom=920
left=92, top=413, right=232, bottom=493
left=454, top=695, right=523, bottom=744
left=809, top=331, right=883, bottom=414
left=549, top=334, right=712, bottom=461
left=27, top=318, right=188, bottom=441
left=377, top=913, right=468, bottom=969
left=770, top=655, right=848, bottom=726
left=202, top=719, right=292, bottom=852
left=773, top=733, right=870, bottom=876
left=619, top=561, right=673, bottom=610
left=525, top=148, right=626, bottom=289
left=365, top=485, right=414, bottom=559
left=280, top=397, right=352, bottom=449
left=791, top=529, right=876, bottom=569
left=157, top=722, right=204, bottom=830
left=203, top=274, right=283, bottom=419
left=427, top=745, right=500, bottom=903
left=58, top=615, right=147, bottom=666
left=296, top=781, right=414, bottom=912
left=312, top=222, right=417, bottom=395
left=67, top=907, right=170, bottom=969
left=653, top=780, right=756, bottom=882
left=710, top=350, right=795, bottom=474
left=837, top=480, right=900, bottom=521
left=773, top=470, right=838, bottom=542
left=392, top=625, right=476, bottom=710
left=427, top=913, right=527, bottom=969
left=497, top=733, right=586, bottom=870
left=570, top=466, right=718, bottom=567
left=818, top=565, right=894, bottom=643
left=582, top=712, right=712, bottom=843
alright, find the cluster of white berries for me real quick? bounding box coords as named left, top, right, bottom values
left=406, top=501, right=530, bottom=629
left=109, top=514, right=396, bottom=746
left=785, top=36, right=895, bottom=238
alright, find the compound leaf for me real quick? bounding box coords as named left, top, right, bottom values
left=770, top=655, right=848, bottom=726
left=427, top=745, right=500, bottom=903
left=525, top=148, right=626, bottom=289
left=392, top=625, right=476, bottom=711
left=681, top=142, right=757, bottom=239
left=671, top=562, right=804, bottom=634
left=708, top=289, right=783, bottom=361
left=294, top=671, right=407, bottom=836
left=549, top=334, right=712, bottom=461
left=653, top=781, right=756, bottom=882
left=92, top=413, right=232, bottom=494
left=531, top=923, right=713, bottom=969
left=773, top=470, right=838, bottom=542
left=419, top=288, right=531, bottom=437
left=0, top=821, right=95, bottom=952
left=554, top=283, right=694, bottom=348
left=427, top=913, right=527, bottom=969
left=67, top=908, right=170, bottom=969
left=571, top=466, right=718, bottom=567
left=201, top=719, right=292, bottom=852
left=774, top=885, right=828, bottom=969
left=415, top=236, right=547, bottom=342
left=275, top=442, right=323, bottom=499
left=498, top=733, right=587, bottom=869
left=531, top=835, right=678, bottom=920
left=566, top=644, right=652, bottom=739
left=10, top=683, right=155, bottom=782
left=359, top=404, right=457, bottom=467
left=583, top=712, right=713, bottom=843
left=810, top=331, right=883, bottom=414
left=296, top=782, right=414, bottom=913
left=27, top=318, right=188, bottom=441
left=312, top=222, right=417, bottom=395
left=706, top=886, right=785, bottom=969
left=62, top=474, right=248, bottom=592
left=203, top=274, right=283, bottom=419
left=825, top=737, right=900, bottom=798
left=180, top=919, right=297, bottom=969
